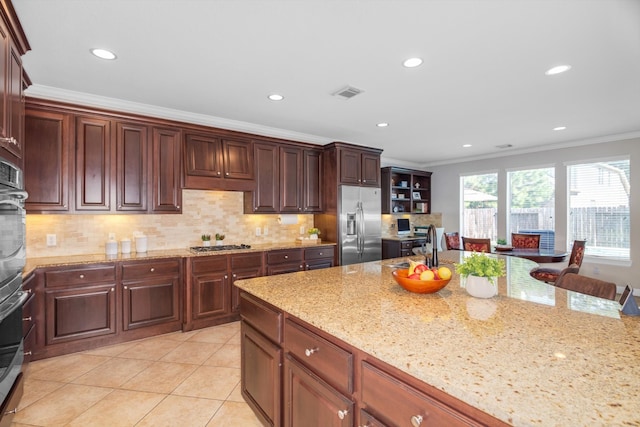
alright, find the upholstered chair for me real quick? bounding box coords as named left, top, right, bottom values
left=511, top=233, right=541, bottom=249
left=461, top=237, right=491, bottom=253
left=444, top=232, right=460, bottom=250
left=529, top=240, right=587, bottom=284
left=554, top=271, right=617, bottom=300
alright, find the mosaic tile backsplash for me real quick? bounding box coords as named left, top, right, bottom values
left=26, top=189, right=441, bottom=258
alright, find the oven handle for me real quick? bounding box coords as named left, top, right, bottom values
left=0, top=290, right=29, bottom=323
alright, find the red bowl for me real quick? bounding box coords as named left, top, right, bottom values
left=392, top=269, right=451, bottom=294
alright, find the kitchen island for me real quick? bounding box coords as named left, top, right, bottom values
left=235, top=251, right=640, bottom=426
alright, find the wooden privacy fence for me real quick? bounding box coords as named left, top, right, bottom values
left=464, top=207, right=629, bottom=249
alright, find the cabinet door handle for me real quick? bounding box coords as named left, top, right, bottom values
left=284, top=255, right=288, bottom=259
left=124, top=285, right=128, bottom=290
left=150, top=267, right=155, bottom=272
left=217, top=171, right=221, bottom=175
left=23, top=351, right=32, bottom=356
left=225, top=172, right=230, bottom=176
left=79, top=274, right=85, bottom=279
left=304, top=347, right=319, bottom=357
left=0, top=136, right=17, bottom=145
left=411, top=415, right=424, bottom=426
left=337, top=409, right=349, bottom=420
left=4, top=407, right=17, bottom=415
left=111, top=288, right=115, bottom=292
left=224, top=275, right=228, bottom=279
left=22, top=316, right=32, bottom=322
left=319, top=252, right=323, bottom=256
left=233, top=274, right=237, bottom=278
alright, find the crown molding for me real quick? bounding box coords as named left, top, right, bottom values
left=25, top=84, right=333, bottom=145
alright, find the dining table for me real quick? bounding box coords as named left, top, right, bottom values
left=493, top=247, right=568, bottom=263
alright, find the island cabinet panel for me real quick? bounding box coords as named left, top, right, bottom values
left=151, top=126, right=182, bottom=213
left=121, top=259, right=181, bottom=331
left=284, top=355, right=353, bottom=427
left=240, top=292, right=284, bottom=427
left=360, top=360, right=486, bottom=427
left=0, top=373, right=23, bottom=427
left=183, top=131, right=254, bottom=190
left=241, top=321, right=282, bottom=427
left=75, top=115, right=112, bottom=211
left=24, top=108, right=71, bottom=212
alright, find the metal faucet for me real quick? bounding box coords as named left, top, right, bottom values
left=423, top=225, right=439, bottom=268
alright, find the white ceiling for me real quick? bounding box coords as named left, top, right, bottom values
left=13, top=0, right=640, bottom=167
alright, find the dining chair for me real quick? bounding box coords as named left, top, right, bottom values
left=511, top=233, right=540, bottom=249
left=554, top=272, right=617, bottom=300
left=529, top=240, right=586, bottom=283
left=444, top=232, right=460, bottom=250
left=461, top=237, right=491, bottom=253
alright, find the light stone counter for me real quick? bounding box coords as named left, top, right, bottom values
left=234, top=250, right=640, bottom=426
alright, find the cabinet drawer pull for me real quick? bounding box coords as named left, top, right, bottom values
left=22, top=316, right=32, bottom=322
left=225, top=275, right=228, bottom=279
left=0, top=136, right=17, bottom=145
left=23, top=351, right=32, bottom=356
left=4, top=407, right=17, bottom=415
left=217, top=171, right=221, bottom=175
left=319, top=252, right=323, bottom=256
left=150, top=267, right=155, bottom=272
left=111, top=288, right=115, bottom=292
left=337, top=409, right=349, bottom=420
left=411, top=415, right=424, bottom=426
left=304, top=347, right=319, bottom=357
left=284, top=255, right=288, bottom=259
left=79, top=274, right=85, bottom=279
left=233, top=274, right=237, bottom=278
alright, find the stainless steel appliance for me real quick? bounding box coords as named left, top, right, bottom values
left=339, top=186, right=382, bottom=265
left=0, top=156, right=28, bottom=421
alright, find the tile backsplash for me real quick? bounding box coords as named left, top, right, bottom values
left=26, top=190, right=314, bottom=257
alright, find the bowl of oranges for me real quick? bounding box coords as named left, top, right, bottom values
left=392, top=261, right=452, bottom=294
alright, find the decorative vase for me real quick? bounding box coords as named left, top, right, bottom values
left=216, top=240, right=223, bottom=246
left=202, top=240, right=211, bottom=247
left=309, top=233, right=318, bottom=240
left=465, top=275, right=498, bottom=298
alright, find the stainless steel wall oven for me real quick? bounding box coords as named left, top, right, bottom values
left=0, top=156, right=27, bottom=421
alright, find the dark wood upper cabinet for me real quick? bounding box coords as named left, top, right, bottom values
left=183, top=131, right=253, bottom=191
left=246, top=141, right=279, bottom=213
left=75, top=115, right=112, bottom=211
left=24, top=108, right=71, bottom=212
left=303, top=148, right=322, bottom=212
left=151, top=126, right=182, bottom=213
left=279, top=145, right=302, bottom=212
left=116, top=122, right=148, bottom=212
left=338, top=147, right=380, bottom=187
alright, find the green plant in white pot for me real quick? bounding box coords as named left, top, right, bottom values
left=455, top=252, right=506, bottom=298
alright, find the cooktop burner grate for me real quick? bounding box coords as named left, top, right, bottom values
left=189, top=244, right=251, bottom=253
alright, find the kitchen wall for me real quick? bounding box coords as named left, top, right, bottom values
left=26, top=190, right=314, bottom=258
left=381, top=213, right=442, bottom=238
left=428, top=136, right=639, bottom=288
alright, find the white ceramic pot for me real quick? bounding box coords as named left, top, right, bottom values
left=202, top=240, right=211, bottom=247
left=216, top=240, right=224, bottom=246
left=309, top=234, right=318, bottom=240
left=465, top=275, right=497, bottom=298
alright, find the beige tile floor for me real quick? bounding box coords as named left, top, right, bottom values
left=11, top=321, right=263, bottom=427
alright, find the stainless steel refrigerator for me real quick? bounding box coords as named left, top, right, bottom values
left=339, top=186, right=382, bottom=265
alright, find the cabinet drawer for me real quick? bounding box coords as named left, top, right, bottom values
left=191, top=255, right=228, bottom=274
left=285, top=318, right=353, bottom=394
left=231, top=252, right=263, bottom=269
left=45, top=265, right=116, bottom=287
left=267, top=249, right=302, bottom=265
left=401, top=241, right=413, bottom=249
left=240, top=292, right=282, bottom=344
left=122, top=259, right=180, bottom=280
left=361, top=361, right=475, bottom=427
left=304, top=246, right=334, bottom=261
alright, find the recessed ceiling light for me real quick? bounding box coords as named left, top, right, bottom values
left=268, top=94, right=284, bottom=101
left=462, top=144, right=472, bottom=148
left=553, top=126, right=567, bottom=131
left=403, top=57, right=423, bottom=68
left=376, top=122, right=389, bottom=127
left=545, top=65, right=571, bottom=75
left=90, top=48, right=117, bottom=60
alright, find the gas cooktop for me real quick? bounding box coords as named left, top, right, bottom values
left=189, top=244, right=251, bottom=253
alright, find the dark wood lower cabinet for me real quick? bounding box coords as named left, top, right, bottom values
left=0, top=373, right=23, bottom=427
left=284, top=355, right=353, bottom=427
left=122, top=277, right=180, bottom=330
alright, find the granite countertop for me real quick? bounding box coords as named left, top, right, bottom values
left=382, top=235, right=428, bottom=241
left=234, top=250, right=640, bottom=426
left=23, top=241, right=337, bottom=276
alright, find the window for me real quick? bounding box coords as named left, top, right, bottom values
left=507, top=167, right=555, bottom=247
left=567, top=158, right=630, bottom=259
left=461, top=173, right=497, bottom=241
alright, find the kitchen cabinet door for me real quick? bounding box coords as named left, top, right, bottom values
left=24, top=108, right=71, bottom=212
left=121, top=259, right=182, bottom=331
left=191, top=272, right=229, bottom=320
left=246, top=141, right=279, bottom=213
left=151, top=126, right=182, bottom=212
left=241, top=321, right=282, bottom=427
left=75, top=115, right=112, bottom=211
left=302, top=148, right=322, bottom=212
left=338, top=147, right=361, bottom=186
left=279, top=145, right=302, bottom=212
left=44, top=283, right=117, bottom=345
left=337, top=146, right=381, bottom=187
left=115, top=121, right=148, bottom=212
left=2, top=41, right=23, bottom=161
left=223, top=138, right=253, bottom=180
left=284, top=354, right=353, bottom=427
left=360, top=151, right=380, bottom=187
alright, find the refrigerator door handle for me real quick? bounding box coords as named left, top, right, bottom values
left=358, top=202, right=365, bottom=255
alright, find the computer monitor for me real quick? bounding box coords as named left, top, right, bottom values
left=397, top=218, right=410, bottom=236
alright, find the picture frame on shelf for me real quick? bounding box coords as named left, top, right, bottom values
left=412, top=191, right=421, bottom=200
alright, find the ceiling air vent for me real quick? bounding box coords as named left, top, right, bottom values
left=332, top=85, right=363, bottom=100
left=496, top=144, right=513, bottom=149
